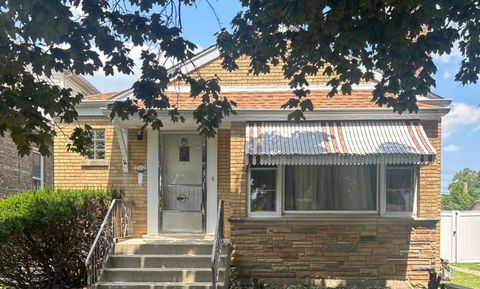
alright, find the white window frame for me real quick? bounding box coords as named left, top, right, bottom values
left=247, top=166, right=282, bottom=217
left=282, top=165, right=379, bottom=215
left=246, top=163, right=419, bottom=218
left=87, top=128, right=106, bottom=160
left=380, top=164, right=418, bottom=217
left=32, top=150, right=44, bottom=188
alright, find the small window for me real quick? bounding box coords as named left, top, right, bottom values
left=249, top=167, right=277, bottom=214
left=32, top=151, right=44, bottom=188
left=87, top=129, right=106, bottom=160
left=386, top=166, right=414, bottom=213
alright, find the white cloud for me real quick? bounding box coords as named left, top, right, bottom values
left=85, top=44, right=202, bottom=93
left=442, top=71, right=451, bottom=80
left=432, top=42, right=462, bottom=64
left=85, top=44, right=181, bottom=93
left=67, top=2, right=203, bottom=93
left=68, top=1, right=86, bottom=19
left=443, top=102, right=480, bottom=138
left=85, top=45, right=147, bottom=92
left=444, top=144, right=460, bottom=152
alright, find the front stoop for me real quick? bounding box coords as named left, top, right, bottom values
left=97, top=239, right=229, bottom=289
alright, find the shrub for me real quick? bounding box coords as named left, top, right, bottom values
left=0, top=188, right=111, bottom=289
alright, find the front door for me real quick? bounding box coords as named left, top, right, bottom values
left=160, top=133, right=204, bottom=233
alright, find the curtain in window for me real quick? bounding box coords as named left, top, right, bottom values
left=285, top=165, right=376, bottom=211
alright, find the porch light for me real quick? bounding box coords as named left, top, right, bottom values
left=136, top=129, right=144, bottom=140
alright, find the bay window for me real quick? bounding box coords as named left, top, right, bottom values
left=248, top=164, right=417, bottom=217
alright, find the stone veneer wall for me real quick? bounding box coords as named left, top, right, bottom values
left=225, top=120, right=442, bottom=288
left=229, top=221, right=438, bottom=288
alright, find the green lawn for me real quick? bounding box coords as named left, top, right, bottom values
left=455, top=263, right=480, bottom=272
left=451, top=271, right=480, bottom=289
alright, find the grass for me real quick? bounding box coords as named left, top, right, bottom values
left=451, top=270, right=480, bottom=289
left=454, top=263, right=480, bottom=272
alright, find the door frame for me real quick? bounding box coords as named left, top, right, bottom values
left=159, top=131, right=206, bottom=233
left=146, top=128, right=218, bottom=236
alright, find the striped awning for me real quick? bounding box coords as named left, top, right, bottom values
left=245, top=121, right=436, bottom=165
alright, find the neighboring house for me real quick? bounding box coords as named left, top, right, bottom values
left=55, top=46, right=450, bottom=288
left=0, top=71, right=99, bottom=198
left=469, top=200, right=480, bottom=210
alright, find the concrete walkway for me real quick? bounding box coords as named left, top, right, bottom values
left=453, top=266, right=480, bottom=276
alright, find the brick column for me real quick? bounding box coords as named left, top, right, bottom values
left=217, top=129, right=232, bottom=235
left=418, top=120, right=441, bottom=218
left=230, top=122, right=247, bottom=219
left=418, top=119, right=442, bottom=272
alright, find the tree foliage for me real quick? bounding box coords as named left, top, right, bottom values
left=0, top=0, right=233, bottom=157
left=442, top=168, right=480, bottom=211
left=1, top=0, right=479, bottom=155
left=217, top=0, right=480, bottom=120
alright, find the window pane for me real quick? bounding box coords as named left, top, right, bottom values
left=86, top=128, right=106, bottom=160
left=96, top=140, right=105, bottom=150
left=32, top=152, right=41, bottom=178
left=86, top=149, right=95, bottom=159
left=96, top=150, right=105, bottom=160
left=285, top=165, right=377, bottom=211
left=250, top=169, right=276, bottom=212
left=33, top=179, right=41, bottom=189
left=95, top=129, right=105, bottom=140
left=386, top=168, right=413, bottom=212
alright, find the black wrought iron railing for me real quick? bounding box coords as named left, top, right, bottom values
left=211, top=200, right=225, bottom=289
left=85, top=199, right=133, bottom=288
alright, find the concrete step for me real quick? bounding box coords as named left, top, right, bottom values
left=107, top=254, right=228, bottom=269
left=114, top=239, right=227, bottom=255
left=97, top=281, right=224, bottom=289
left=142, top=234, right=213, bottom=240
left=101, top=268, right=226, bottom=283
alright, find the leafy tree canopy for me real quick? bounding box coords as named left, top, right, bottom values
left=442, top=168, right=480, bottom=211
left=217, top=0, right=480, bottom=120
left=1, top=0, right=479, bottom=156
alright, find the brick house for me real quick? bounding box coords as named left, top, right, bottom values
left=55, top=46, right=450, bottom=288
left=0, top=72, right=99, bottom=198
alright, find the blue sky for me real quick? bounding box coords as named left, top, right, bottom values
left=85, top=1, right=480, bottom=193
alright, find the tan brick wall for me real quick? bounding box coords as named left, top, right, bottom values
left=218, top=129, right=232, bottom=234
left=418, top=120, right=441, bottom=218
left=54, top=116, right=148, bottom=237
left=230, top=221, right=438, bottom=288
left=165, top=55, right=439, bottom=111
left=184, top=56, right=334, bottom=87
left=230, top=122, right=247, bottom=219
left=418, top=120, right=442, bottom=272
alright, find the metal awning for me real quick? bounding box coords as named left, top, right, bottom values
left=245, top=121, right=436, bottom=165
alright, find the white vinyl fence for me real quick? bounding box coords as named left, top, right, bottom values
left=441, top=210, right=480, bottom=263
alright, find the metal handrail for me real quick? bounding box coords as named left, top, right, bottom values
left=85, top=199, right=133, bottom=288
left=211, top=200, right=225, bottom=289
